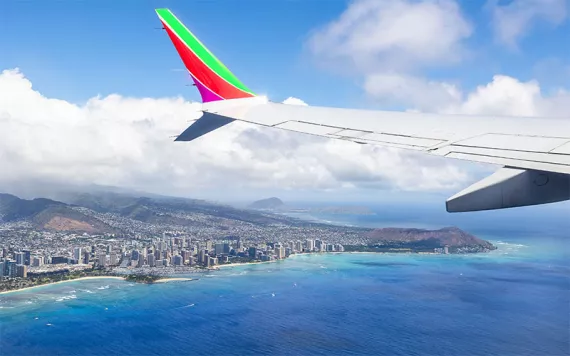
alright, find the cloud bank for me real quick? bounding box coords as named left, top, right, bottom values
left=0, top=69, right=472, bottom=199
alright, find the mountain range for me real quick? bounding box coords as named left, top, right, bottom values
left=0, top=190, right=495, bottom=251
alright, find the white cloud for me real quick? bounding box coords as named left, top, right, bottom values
left=364, top=73, right=462, bottom=111
left=488, top=0, right=568, bottom=48
left=444, top=75, right=570, bottom=117
left=364, top=72, right=570, bottom=117
left=308, top=0, right=472, bottom=72
left=307, top=0, right=570, bottom=118
left=0, top=69, right=471, bottom=200
left=282, top=97, right=308, bottom=106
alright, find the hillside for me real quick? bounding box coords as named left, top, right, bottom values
left=0, top=194, right=116, bottom=233
left=0, top=191, right=496, bottom=253
left=365, top=227, right=496, bottom=252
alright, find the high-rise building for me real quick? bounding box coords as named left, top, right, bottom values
left=173, top=255, right=183, bottom=266
left=51, top=256, right=68, bottom=264
left=15, top=252, right=25, bottom=265
left=181, top=250, right=191, bottom=263
left=110, top=253, right=118, bottom=266
left=83, top=251, right=90, bottom=264
left=306, top=240, right=315, bottom=252
left=16, top=264, right=27, bottom=278
left=73, top=247, right=82, bottom=262
left=131, top=250, right=139, bottom=261
left=98, top=255, right=106, bottom=267
left=32, top=256, right=44, bottom=267
left=6, top=261, right=17, bottom=278
left=315, top=240, right=323, bottom=251
left=275, top=246, right=285, bottom=259
left=23, top=250, right=31, bottom=266
left=147, top=254, right=156, bottom=267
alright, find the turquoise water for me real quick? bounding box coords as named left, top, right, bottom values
left=1, top=234, right=569, bottom=355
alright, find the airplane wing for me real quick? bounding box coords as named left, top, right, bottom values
left=155, top=8, right=570, bottom=213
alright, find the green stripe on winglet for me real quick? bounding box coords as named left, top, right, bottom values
left=156, top=8, right=254, bottom=95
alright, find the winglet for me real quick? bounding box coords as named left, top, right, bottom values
left=155, top=8, right=255, bottom=103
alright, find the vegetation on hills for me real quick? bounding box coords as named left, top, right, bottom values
left=0, top=190, right=496, bottom=252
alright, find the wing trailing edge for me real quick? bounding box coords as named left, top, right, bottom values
left=446, top=167, right=570, bottom=212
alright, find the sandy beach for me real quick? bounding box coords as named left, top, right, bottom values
left=0, top=276, right=125, bottom=296
left=153, top=277, right=193, bottom=283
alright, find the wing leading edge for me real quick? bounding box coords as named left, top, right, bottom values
left=156, top=9, right=570, bottom=213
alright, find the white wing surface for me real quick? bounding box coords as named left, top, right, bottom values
left=201, top=98, right=570, bottom=175
left=179, top=97, right=570, bottom=212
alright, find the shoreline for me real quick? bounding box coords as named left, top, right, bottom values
left=2, top=249, right=492, bottom=295
left=0, top=276, right=125, bottom=296
left=153, top=277, right=193, bottom=283
left=215, top=260, right=280, bottom=269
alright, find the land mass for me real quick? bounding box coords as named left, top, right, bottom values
left=248, top=197, right=285, bottom=210
left=0, top=190, right=497, bottom=293
left=0, top=191, right=495, bottom=252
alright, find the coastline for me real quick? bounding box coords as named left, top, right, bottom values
left=0, top=276, right=125, bottom=296
left=1, top=250, right=472, bottom=295
left=215, top=260, right=279, bottom=269
left=153, top=277, right=193, bottom=283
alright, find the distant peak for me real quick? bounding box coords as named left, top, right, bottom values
left=248, top=197, right=285, bottom=210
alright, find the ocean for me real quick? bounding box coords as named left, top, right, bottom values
left=1, top=208, right=569, bottom=356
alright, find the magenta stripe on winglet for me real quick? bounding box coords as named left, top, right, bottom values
left=190, top=75, right=223, bottom=102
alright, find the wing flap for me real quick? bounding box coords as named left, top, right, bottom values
left=446, top=152, right=570, bottom=174
left=453, top=134, right=569, bottom=153
left=552, top=142, right=570, bottom=154
left=275, top=121, right=340, bottom=136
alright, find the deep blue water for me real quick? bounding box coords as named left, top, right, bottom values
left=1, top=211, right=569, bottom=355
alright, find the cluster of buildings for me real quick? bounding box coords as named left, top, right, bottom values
left=0, top=199, right=361, bottom=282
left=0, top=233, right=345, bottom=280
left=115, top=236, right=345, bottom=269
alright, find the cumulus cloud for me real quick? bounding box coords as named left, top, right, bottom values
left=443, top=75, right=570, bottom=117
left=487, top=0, right=568, bottom=48
left=0, top=69, right=471, bottom=200
left=282, top=97, right=308, bottom=106
left=364, top=73, right=570, bottom=117
left=308, top=0, right=570, bottom=119
left=308, top=0, right=472, bottom=72
left=363, top=73, right=462, bottom=111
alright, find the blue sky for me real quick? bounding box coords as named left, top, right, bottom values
left=2, top=0, right=568, bottom=107
left=0, top=0, right=569, bottom=215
